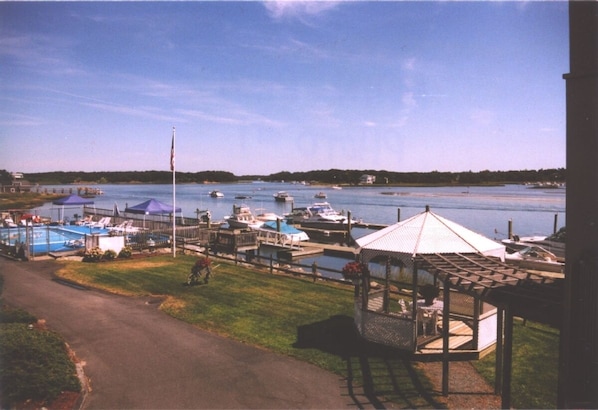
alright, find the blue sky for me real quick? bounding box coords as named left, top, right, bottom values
left=0, top=1, right=569, bottom=175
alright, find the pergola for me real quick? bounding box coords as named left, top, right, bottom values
left=414, top=252, right=563, bottom=408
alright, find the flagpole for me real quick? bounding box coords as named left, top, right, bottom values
left=171, top=126, right=176, bottom=258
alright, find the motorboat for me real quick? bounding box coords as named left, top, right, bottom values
left=209, top=190, right=224, bottom=198
left=288, top=202, right=358, bottom=230
left=502, top=227, right=566, bottom=261
left=273, top=191, right=293, bottom=202
left=314, top=191, right=327, bottom=199
left=225, top=205, right=263, bottom=230
left=505, top=245, right=564, bottom=273
left=258, top=220, right=310, bottom=242
left=255, top=210, right=283, bottom=223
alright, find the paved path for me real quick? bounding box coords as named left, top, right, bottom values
left=0, top=258, right=365, bottom=409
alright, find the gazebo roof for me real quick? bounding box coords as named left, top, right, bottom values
left=356, top=207, right=505, bottom=258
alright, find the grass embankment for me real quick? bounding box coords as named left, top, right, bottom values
left=0, top=192, right=63, bottom=210
left=56, top=255, right=559, bottom=408
left=56, top=255, right=442, bottom=408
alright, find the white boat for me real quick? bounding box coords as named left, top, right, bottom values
left=255, top=210, right=283, bottom=222
left=505, top=245, right=564, bottom=273
left=502, top=227, right=566, bottom=261
left=226, top=205, right=263, bottom=229
left=258, top=220, right=310, bottom=242
left=209, top=190, right=224, bottom=198
left=287, top=202, right=358, bottom=230
left=273, top=191, right=293, bottom=202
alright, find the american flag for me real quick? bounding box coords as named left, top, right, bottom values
left=170, top=128, right=175, bottom=171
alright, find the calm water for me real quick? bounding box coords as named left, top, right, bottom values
left=32, top=182, right=565, bottom=278
left=34, top=182, right=565, bottom=241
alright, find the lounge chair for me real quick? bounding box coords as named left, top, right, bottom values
left=91, top=217, right=111, bottom=228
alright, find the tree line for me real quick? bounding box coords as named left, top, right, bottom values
left=9, top=168, right=566, bottom=186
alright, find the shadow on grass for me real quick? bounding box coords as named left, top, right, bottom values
left=294, top=315, right=445, bottom=409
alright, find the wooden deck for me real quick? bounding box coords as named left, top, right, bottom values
left=418, top=320, right=473, bottom=353
left=363, top=293, right=491, bottom=360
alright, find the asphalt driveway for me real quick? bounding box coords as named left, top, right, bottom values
left=0, top=257, right=374, bottom=409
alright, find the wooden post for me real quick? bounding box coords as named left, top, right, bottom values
left=347, top=210, right=352, bottom=236
left=442, top=282, right=451, bottom=396
left=501, top=305, right=513, bottom=410
left=508, top=219, right=513, bottom=240
left=553, top=213, right=558, bottom=234
left=383, top=257, right=390, bottom=313
left=412, top=261, right=419, bottom=351
left=472, top=297, right=480, bottom=350
left=495, top=306, right=504, bottom=395
left=397, top=208, right=401, bottom=222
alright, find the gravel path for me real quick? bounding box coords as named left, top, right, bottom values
left=418, top=361, right=502, bottom=409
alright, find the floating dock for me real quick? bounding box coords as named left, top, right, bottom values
left=275, top=241, right=357, bottom=260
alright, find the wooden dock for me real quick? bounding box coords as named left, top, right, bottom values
left=353, top=222, right=388, bottom=230
left=275, top=241, right=358, bottom=259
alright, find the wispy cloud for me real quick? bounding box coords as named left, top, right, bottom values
left=177, top=107, right=284, bottom=127
left=263, top=1, right=341, bottom=21
left=82, top=101, right=181, bottom=123
left=0, top=111, right=45, bottom=127
left=0, top=33, right=84, bottom=77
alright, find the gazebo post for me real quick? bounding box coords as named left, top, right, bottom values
left=473, top=297, right=480, bottom=349
left=412, top=261, right=419, bottom=350
left=501, top=304, right=514, bottom=409
left=495, top=306, right=504, bottom=395
left=361, top=256, right=369, bottom=312
left=383, top=257, right=390, bottom=313
left=442, top=280, right=451, bottom=396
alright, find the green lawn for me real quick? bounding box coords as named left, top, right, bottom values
left=56, top=254, right=559, bottom=408
left=56, top=255, right=443, bottom=408
left=474, top=319, right=559, bottom=409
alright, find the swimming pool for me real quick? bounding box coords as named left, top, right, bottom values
left=0, top=225, right=109, bottom=255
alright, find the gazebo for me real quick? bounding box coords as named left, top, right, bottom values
left=352, top=206, right=504, bottom=355
left=352, top=206, right=561, bottom=402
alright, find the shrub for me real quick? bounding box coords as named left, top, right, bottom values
left=0, top=323, right=80, bottom=407
left=118, top=246, right=132, bottom=259
left=0, top=307, right=37, bottom=324
left=82, top=247, right=103, bottom=262
left=103, top=249, right=117, bottom=261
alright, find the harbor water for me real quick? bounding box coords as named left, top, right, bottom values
left=31, top=182, right=565, bottom=277
left=32, top=182, right=565, bottom=240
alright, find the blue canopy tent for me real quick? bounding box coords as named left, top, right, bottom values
left=124, top=199, right=181, bottom=228
left=52, top=194, right=94, bottom=223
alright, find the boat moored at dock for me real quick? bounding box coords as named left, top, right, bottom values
left=286, top=202, right=358, bottom=230
left=225, top=204, right=263, bottom=229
